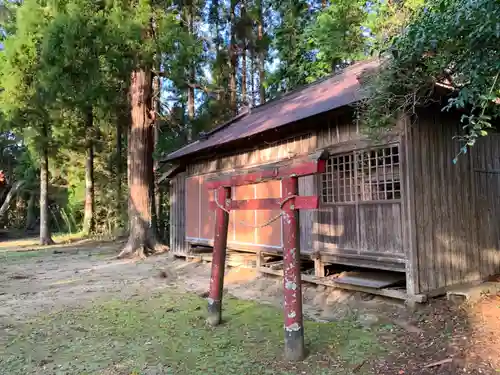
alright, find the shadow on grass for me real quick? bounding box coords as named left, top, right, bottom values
left=0, top=291, right=382, bottom=375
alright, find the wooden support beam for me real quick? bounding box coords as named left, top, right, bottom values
left=207, top=186, right=231, bottom=326
left=258, top=267, right=427, bottom=303
left=206, top=151, right=327, bottom=189
left=314, top=258, right=325, bottom=278
left=281, top=177, right=305, bottom=361
left=205, top=155, right=327, bottom=361
left=209, top=196, right=319, bottom=211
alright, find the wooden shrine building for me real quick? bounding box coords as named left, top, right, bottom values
left=164, top=59, right=500, bottom=302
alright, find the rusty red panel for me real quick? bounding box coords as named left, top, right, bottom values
left=185, top=176, right=200, bottom=239
left=255, top=181, right=282, bottom=247
left=233, top=185, right=256, bottom=244
left=167, top=60, right=379, bottom=161
left=200, top=177, right=215, bottom=240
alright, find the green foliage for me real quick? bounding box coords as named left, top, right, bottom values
left=307, top=0, right=367, bottom=80
left=268, top=0, right=315, bottom=92
left=365, top=0, right=425, bottom=51
left=361, top=0, right=500, bottom=157
left=5, top=0, right=487, bottom=237
left=0, top=0, right=53, bottom=149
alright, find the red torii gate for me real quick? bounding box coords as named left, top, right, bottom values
left=206, top=151, right=327, bottom=361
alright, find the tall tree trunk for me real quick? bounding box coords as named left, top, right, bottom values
left=250, top=47, right=256, bottom=107
left=83, top=107, right=95, bottom=235
left=0, top=180, right=25, bottom=218
left=39, top=137, right=53, bottom=245
left=213, top=1, right=222, bottom=104
left=242, top=51, right=247, bottom=104
left=257, top=0, right=266, bottom=104
left=151, top=69, right=161, bottom=236
left=241, top=3, right=247, bottom=105
left=187, top=81, right=195, bottom=141
left=25, top=193, right=36, bottom=230
left=153, top=120, right=163, bottom=238
left=186, top=1, right=195, bottom=142
left=116, top=108, right=125, bottom=228
left=229, top=0, right=238, bottom=114
left=126, top=106, right=131, bottom=233
left=119, top=68, right=167, bottom=258
left=116, top=89, right=130, bottom=227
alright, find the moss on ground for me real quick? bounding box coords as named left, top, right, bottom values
left=0, top=291, right=381, bottom=375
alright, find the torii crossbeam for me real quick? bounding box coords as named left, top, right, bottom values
left=206, top=150, right=327, bottom=361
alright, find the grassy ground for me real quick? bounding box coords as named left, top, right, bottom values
left=1, top=239, right=498, bottom=374
left=0, top=290, right=379, bottom=375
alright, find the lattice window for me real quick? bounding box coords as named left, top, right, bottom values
left=322, top=153, right=356, bottom=203
left=321, top=145, right=401, bottom=203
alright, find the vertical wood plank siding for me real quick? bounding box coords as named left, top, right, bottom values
left=315, top=116, right=405, bottom=269
left=409, top=112, right=481, bottom=294
left=187, top=133, right=317, bottom=176
left=170, top=172, right=189, bottom=255
left=473, top=134, right=500, bottom=279
left=298, top=175, right=316, bottom=253
left=170, top=107, right=500, bottom=294
left=175, top=113, right=407, bottom=271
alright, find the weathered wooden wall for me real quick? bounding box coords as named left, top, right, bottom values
left=169, top=172, right=189, bottom=255
left=187, top=132, right=317, bottom=176
left=169, top=106, right=500, bottom=296
left=177, top=111, right=406, bottom=273
left=312, top=114, right=405, bottom=271
left=473, top=133, right=500, bottom=280
left=408, top=112, right=483, bottom=294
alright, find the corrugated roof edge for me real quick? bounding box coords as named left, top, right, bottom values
left=164, top=59, right=379, bottom=162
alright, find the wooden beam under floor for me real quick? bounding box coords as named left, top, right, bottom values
left=180, top=250, right=427, bottom=304
left=314, top=258, right=325, bottom=278
left=258, top=267, right=427, bottom=303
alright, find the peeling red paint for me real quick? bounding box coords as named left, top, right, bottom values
left=207, top=160, right=324, bottom=360
left=207, top=186, right=231, bottom=325
left=281, top=177, right=304, bottom=336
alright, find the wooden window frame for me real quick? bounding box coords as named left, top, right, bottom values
left=321, top=144, right=402, bottom=206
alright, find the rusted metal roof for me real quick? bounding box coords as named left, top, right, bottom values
left=166, top=59, right=380, bottom=161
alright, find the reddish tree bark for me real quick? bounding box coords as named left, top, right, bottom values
left=118, top=68, right=167, bottom=258
left=151, top=70, right=162, bottom=236
left=186, top=0, right=195, bottom=142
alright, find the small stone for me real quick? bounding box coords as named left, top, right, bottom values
left=358, top=313, right=380, bottom=328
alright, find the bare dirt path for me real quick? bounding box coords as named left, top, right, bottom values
left=0, top=240, right=381, bottom=323
left=0, top=241, right=499, bottom=374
